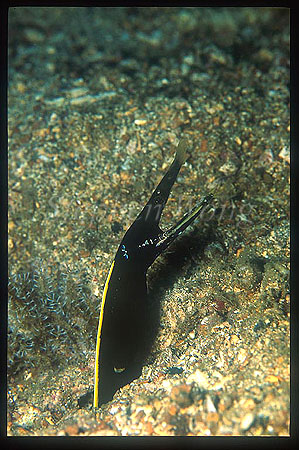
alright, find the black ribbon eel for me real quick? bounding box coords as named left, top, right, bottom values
left=94, top=139, right=213, bottom=408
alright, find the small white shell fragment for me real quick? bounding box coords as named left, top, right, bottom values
left=186, top=369, right=210, bottom=390
left=219, top=161, right=238, bottom=175
left=134, top=119, right=147, bottom=126
left=67, top=87, right=89, bottom=98
left=278, top=146, right=290, bottom=164
left=238, top=348, right=247, bottom=364
left=206, top=395, right=217, bottom=413
left=240, top=412, right=255, bottom=431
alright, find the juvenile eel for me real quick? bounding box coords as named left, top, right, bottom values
left=94, top=139, right=213, bottom=408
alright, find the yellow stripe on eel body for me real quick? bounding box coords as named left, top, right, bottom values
left=93, top=260, right=115, bottom=408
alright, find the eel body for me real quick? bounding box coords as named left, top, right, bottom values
left=94, top=139, right=212, bottom=407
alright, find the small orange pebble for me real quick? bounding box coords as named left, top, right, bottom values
left=95, top=411, right=101, bottom=422
left=17, top=82, right=26, bottom=93
left=242, top=398, right=256, bottom=410
left=213, top=116, right=220, bottom=126
left=65, top=424, right=80, bottom=435
left=124, top=106, right=138, bottom=116
left=34, top=128, right=50, bottom=137
left=8, top=238, right=14, bottom=250
left=168, top=404, right=178, bottom=416
left=144, top=421, right=154, bottom=435
left=206, top=412, right=219, bottom=423
left=230, top=334, right=239, bottom=344
left=200, top=139, right=208, bottom=152
left=120, top=171, right=130, bottom=181
left=236, top=247, right=244, bottom=258
left=265, top=374, right=280, bottom=384
left=77, top=160, right=85, bottom=170
left=8, top=220, right=16, bottom=232
left=170, top=384, right=193, bottom=408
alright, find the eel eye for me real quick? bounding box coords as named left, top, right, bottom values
left=114, top=367, right=125, bottom=373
